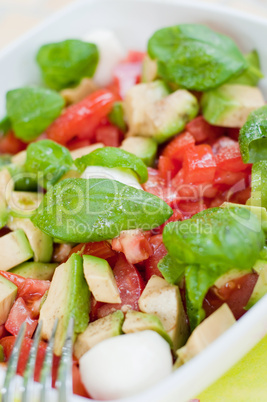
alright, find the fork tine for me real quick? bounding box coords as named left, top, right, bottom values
left=21, top=321, right=43, bottom=402
left=39, top=318, right=59, bottom=402
left=56, top=317, right=74, bottom=402
left=1, top=322, right=26, bottom=402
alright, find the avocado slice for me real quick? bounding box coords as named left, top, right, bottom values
left=138, top=275, right=189, bottom=350
left=141, top=54, right=158, bottom=83
left=201, top=84, right=265, bottom=128
left=0, top=168, right=14, bottom=228
left=246, top=260, right=267, bottom=309
left=0, top=275, right=17, bottom=325
left=8, top=191, right=42, bottom=218
left=40, top=253, right=90, bottom=356
left=7, top=217, right=53, bottom=262
left=0, top=345, right=4, bottom=362
left=122, top=310, right=172, bottom=347
left=74, top=310, right=124, bottom=359
left=120, top=137, right=157, bottom=167
left=9, top=261, right=58, bottom=281
left=10, top=150, right=26, bottom=166
left=124, top=81, right=198, bottom=143
left=83, top=255, right=121, bottom=304
left=177, top=304, right=236, bottom=364
left=0, top=230, right=33, bottom=271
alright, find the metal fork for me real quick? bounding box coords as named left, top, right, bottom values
left=0, top=317, right=74, bottom=402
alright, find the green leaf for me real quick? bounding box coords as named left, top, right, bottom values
left=36, top=39, right=99, bottom=91
left=6, top=87, right=65, bottom=142
left=7, top=164, right=38, bottom=192
left=163, top=206, right=265, bottom=270
left=74, top=147, right=148, bottom=183
left=158, top=254, right=185, bottom=284
left=108, top=102, right=127, bottom=133
left=148, top=24, right=247, bottom=91
left=32, top=178, right=172, bottom=242
left=185, top=263, right=230, bottom=330
left=25, top=140, right=74, bottom=189
left=228, top=50, right=264, bottom=86
left=0, top=116, right=11, bottom=135
left=239, top=105, right=267, bottom=163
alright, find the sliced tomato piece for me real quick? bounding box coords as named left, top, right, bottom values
left=178, top=200, right=206, bottom=219
left=69, top=241, right=116, bottom=260
left=0, top=271, right=25, bottom=291
left=0, top=131, right=26, bottom=154
left=215, top=143, right=248, bottom=172
left=46, top=89, right=117, bottom=144
left=143, top=168, right=180, bottom=208
left=144, top=235, right=166, bottom=281
left=204, top=273, right=258, bottom=320
left=89, top=295, right=103, bottom=322
left=229, top=186, right=251, bottom=205
left=72, top=363, right=90, bottom=398
left=227, top=127, right=240, bottom=141
left=112, top=230, right=153, bottom=264
left=125, top=51, right=146, bottom=63
left=158, top=156, right=180, bottom=181
left=5, top=298, right=38, bottom=338
left=97, top=255, right=144, bottom=318
left=212, top=136, right=236, bottom=155
left=162, top=132, right=195, bottom=161
left=186, top=116, right=225, bottom=143
left=95, top=124, right=121, bottom=147
left=214, top=169, right=247, bottom=187
left=183, top=144, right=216, bottom=184
left=66, top=138, right=91, bottom=150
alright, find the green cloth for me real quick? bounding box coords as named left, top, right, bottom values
left=198, top=334, right=267, bottom=401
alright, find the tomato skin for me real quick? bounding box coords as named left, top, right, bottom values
left=0, top=271, right=25, bottom=291
left=215, top=143, right=248, bottom=172
left=5, top=298, right=38, bottom=338
left=69, top=241, right=116, bottom=260
left=158, top=156, right=180, bottom=181
left=203, top=273, right=258, bottom=320
left=18, top=279, right=50, bottom=302
left=46, top=89, right=117, bottom=144
left=125, top=51, right=146, bottom=63
left=112, top=230, right=153, bottom=264
left=144, top=235, right=166, bottom=281
left=0, top=131, right=26, bottom=154
left=214, top=169, right=247, bottom=187
left=66, top=138, right=91, bottom=150
left=162, top=132, right=195, bottom=162
left=212, top=136, right=236, bottom=155
left=96, top=255, right=144, bottom=318
left=143, top=168, right=180, bottom=208
left=186, top=116, right=224, bottom=143
left=183, top=144, right=217, bottom=184
left=95, top=124, right=121, bottom=147
left=72, top=363, right=90, bottom=398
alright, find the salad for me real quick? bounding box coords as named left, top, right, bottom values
left=0, top=24, right=266, bottom=400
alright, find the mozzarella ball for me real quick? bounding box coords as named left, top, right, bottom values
left=82, top=30, right=125, bottom=86
left=79, top=331, right=173, bottom=400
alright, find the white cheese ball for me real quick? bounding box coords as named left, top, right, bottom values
left=81, top=165, right=143, bottom=190
left=82, top=30, right=125, bottom=86
left=79, top=331, right=173, bottom=400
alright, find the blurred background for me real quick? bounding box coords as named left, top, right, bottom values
left=0, top=0, right=267, bottom=50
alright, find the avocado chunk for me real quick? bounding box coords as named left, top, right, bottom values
left=8, top=191, right=42, bottom=218
left=9, top=261, right=58, bottom=280
left=122, top=310, right=172, bottom=347
left=74, top=310, right=124, bottom=359
left=124, top=81, right=198, bottom=143
left=138, top=275, right=189, bottom=350
left=70, top=143, right=104, bottom=160
left=40, top=253, right=90, bottom=355
left=0, top=345, right=4, bottom=362
left=11, top=150, right=26, bottom=166
left=177, top=304, right=235, bottom=364
left=141, top=54, right=158, bottom=83
left=201, top=84, right=265, bottom=128
left=214, top=268, right=252, bottom=289
left=246, top=260, right=267, bottom=309
left=120, top=137, right=157, bottom=167
left=83, top=255, right=121, bottom=304
left=0, top=168, right=14, bottom=228
left=0, top=275, right=17, bottom=325
left=7, top=217, right=53, bottom=263
left=0, top=230, right=33, bottom=271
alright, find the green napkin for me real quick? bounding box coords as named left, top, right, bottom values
left=197, top=334, right=267, bottom=401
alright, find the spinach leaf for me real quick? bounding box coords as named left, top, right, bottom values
left=163, top=206, right=264, bottom=270
left=36, top=40, right=99, bottom=91
left=158, top=254, right=185, bottom=284
left=6, top=87, right=64, bottom=142
left=32, top=178, right=172, bottom=242
left=148, top=24, right=247, bottom=91
left=185, top=263, right=230, bottom=330
left=25, top=140, right=74, bottom=189
left=75, top=147, right=148, bottom=183
left=0, top=116, right=11, bottom=135
left=108, top=102, right=127, bottom=133
left=228, top=50, right=263, bottom=86
left=239, top=105, right=267, bottom=163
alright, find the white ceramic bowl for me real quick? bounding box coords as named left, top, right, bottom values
left=1, top=1, right=267, bottom=401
